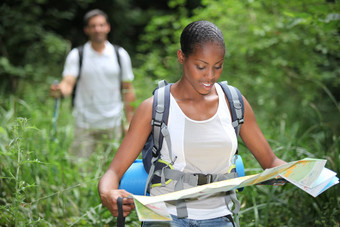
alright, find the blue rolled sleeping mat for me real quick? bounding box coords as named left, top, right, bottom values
left=235, top=154, right=245, bottom=177
left=119, top=155, right=245, bottom=195
left=119, top=159, right=148, bottom=195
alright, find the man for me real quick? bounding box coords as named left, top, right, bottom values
left=50, top=9, right=135, bottom=158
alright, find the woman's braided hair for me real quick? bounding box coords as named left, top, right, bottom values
left=180, top=20, right=225, bottom=57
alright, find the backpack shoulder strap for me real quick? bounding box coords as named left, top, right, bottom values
left=77, top=45, right=84, bottom=73
left=71, top=45, right=84, bottom=107
left=218, top=81, right=244, bottom=138
left=219, top=81, right=245, bottom=195
left=150, top=79, right=171, bottom=159
left=144, top=80, right=173, bottom=194
left=113, top=44, right=123, bottom=93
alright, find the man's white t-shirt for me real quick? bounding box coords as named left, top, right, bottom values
left=62, top=41, right=134, bottom=129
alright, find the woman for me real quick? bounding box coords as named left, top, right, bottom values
left=98, top=20, right=286, bottom=226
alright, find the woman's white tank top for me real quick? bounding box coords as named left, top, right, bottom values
left=150, top=83, right=238, bottom=220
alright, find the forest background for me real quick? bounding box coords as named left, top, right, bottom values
left=0, top=0, right=339, bottom=226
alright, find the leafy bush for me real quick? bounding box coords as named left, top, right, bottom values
left=0, top=84, right=140, bottom=226
left=135, top=0, right=340, bottom=225
left=0, top=0, right=339, bottom=226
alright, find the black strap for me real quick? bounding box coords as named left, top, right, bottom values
left=71, top=45, right=84, bottom=107
left=225, top=214, right=236, bottom=227
left=113, top=44, right=123, bottom=93
left=117, top=197, right=125, bottom=227
left=77, top=45, right=84, bottom=79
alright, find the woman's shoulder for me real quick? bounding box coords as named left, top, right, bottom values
left=129, top=96, right=154, bottom=132
left=140, top=96, right=153, bottom=108
left=134, top=96, right=154, bottom=119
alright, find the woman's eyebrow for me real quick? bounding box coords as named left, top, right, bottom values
left=195, top=58, right=224, bottom=64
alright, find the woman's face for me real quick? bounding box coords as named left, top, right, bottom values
left=178, top=41, right=225, bottom=95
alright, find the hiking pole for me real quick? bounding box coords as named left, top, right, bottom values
left=117, top=197, right=125, bottom=227
left=51, top=80, right=61, bottom=141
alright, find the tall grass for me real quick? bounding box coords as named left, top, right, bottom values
left=0, top=82, right=140, bottom=226
left=237, top=110, right=339, bottom=226
left=0, top=80, right=339, bottom=226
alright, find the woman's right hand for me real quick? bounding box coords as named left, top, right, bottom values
left=98, top=97, right=153, bottom=217
left=100, top=189, right=135, bottom=217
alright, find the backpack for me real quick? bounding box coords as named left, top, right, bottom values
left=142, top=80, right=244, bottom=218
left=71, top=44, right=122, bottom=107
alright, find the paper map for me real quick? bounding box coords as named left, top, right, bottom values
left=132, top=158, right=339, bottom=222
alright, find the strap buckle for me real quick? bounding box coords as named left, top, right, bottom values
left=194, top=173, right=212, bottom=185
left=151, top=119, right=162, bottom=127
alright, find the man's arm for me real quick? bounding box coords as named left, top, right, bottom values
left=122, top=81, right=135, bottom=126
left=50, top=75, right=77, bottom=98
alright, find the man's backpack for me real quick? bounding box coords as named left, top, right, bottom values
left=71, top=44, right=122, bottom=107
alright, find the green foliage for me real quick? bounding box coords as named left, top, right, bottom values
left=237, top=122, right=340, bottom=226
left=137, top=0, right=340, bottom=123
left=0, top=84, right=140, bottom=226
left=0, top=0, right=339, bottom=226
left=0, top=0, right=91, bottom=88
left=135, top=0, right=340, bottom=225
left=136, top=0, right=340, bottom=149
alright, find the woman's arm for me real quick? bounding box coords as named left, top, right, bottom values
left=240, top=97, right=286, bottom=169
left=98, top=97, right=153, bottom=217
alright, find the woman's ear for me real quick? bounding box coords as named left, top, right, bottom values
left=177, top=49, right=185, bottom=64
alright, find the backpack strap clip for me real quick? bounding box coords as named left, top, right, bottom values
left=151, top=119, right=162, bottom=127
left=194, top=173, right=213, bottom=185
left=237, top=118, right=244, bottom=125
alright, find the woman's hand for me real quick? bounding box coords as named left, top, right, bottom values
left=100, top=189, right=135, bottom=217
left=98, top=97, right=153, bottom=217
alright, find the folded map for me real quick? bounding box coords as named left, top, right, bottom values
left=132, top=158, right=339, bottom=222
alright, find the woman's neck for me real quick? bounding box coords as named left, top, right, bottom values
left=173, top=78, right=215, bottom=101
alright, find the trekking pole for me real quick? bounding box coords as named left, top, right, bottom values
left=51, top=80, right=61, bottom=141
left=117, top=197, right=125, bottom=227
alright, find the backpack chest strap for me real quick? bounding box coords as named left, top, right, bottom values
left=153, top=168, right=239, bottom=219
left=154, top=168, right=238, bottom=187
